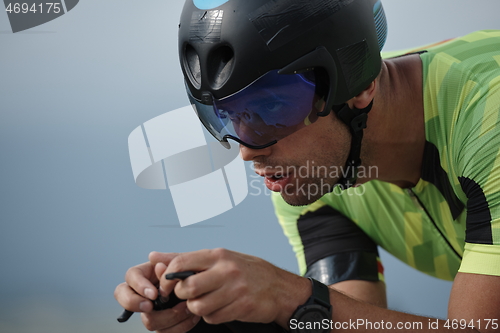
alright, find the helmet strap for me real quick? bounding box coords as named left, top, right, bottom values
left=332, top=100, right=373, bottom=189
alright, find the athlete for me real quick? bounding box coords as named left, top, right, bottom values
left=114, top=0, right=500, bottom=332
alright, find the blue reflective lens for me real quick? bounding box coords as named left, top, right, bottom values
left=188, top=70, right=322, bottom=149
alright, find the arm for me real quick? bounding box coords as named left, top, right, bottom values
left=331, top=280, right=386, bottom=308
left=448, top=273, right=500, bottom=329
left=278, top=201, right=499, bottom=332
left=278, top=200, right=387, bottom=308
left=272, top=272, right=499, bottom=333
left=148, top=249, right=498, bottom=333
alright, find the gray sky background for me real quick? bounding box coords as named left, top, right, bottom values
left=1, top=1, right=499, bottom=332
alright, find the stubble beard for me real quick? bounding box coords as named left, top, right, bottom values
left=258, top=113, right=352, bottom=206
left=279, top=169, right=340, bottom=206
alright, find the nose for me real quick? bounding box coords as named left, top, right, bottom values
left=239, top=144, right=272, bottom=162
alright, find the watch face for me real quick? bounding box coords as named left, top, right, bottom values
left=290, top=304, right=331, bottom=333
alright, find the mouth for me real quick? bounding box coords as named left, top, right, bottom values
left=257, top=172, right=292, bottom=192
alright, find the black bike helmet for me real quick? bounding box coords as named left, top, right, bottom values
left=179, top=0, right=387, bottom=185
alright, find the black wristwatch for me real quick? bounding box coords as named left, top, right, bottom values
left=289, top=278, right=332, bottom=333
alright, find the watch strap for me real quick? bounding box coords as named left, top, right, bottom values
left=308, top=278, right=332, bottom=311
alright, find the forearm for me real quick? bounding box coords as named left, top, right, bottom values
left=327, top=288, right=477, bottom=333
left=331, top=280, right=387, bottom=309
left=275, top=279, right=477, bottom=332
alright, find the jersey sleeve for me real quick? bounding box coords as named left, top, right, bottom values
left=271, top=192, right=383, bottom=285
left=429, top=32, right=500, bottom=275
left=420, top=31, right=500, bottom=276
left=454, top=72, right=500, bottom=276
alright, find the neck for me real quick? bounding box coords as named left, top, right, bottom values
left=359, top=54, right=426, bottom=188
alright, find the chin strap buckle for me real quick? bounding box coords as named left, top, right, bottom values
left=351, top=113, right=368, bottom=132
left=333, top=100, right=373, bottom=189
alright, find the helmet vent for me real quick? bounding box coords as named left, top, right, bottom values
left=207, top=46, right=234, bottom=89
left=185, top=44, right=202, bottom=89
left=373, top=0, right=387, bottom=51
left=189, top=10, right=223, bottom=43
left=336, top=40, right=371, bottom=96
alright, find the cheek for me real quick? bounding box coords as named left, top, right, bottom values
left=305, top=119, right=351, bottom=166
left=269, top=113, right=350, bottom=165
left=302, top=115, right=348, bottom=148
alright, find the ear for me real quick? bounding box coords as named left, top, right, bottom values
left=348, top=80, right=376, bottom=109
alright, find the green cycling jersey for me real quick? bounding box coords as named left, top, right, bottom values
left=273, top=30, right=500, bottom=281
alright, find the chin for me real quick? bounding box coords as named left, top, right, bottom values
left=279, top=178, right=337, bottom=206
left=281, top=195, right=321, bottom=207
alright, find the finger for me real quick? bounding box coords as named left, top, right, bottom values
left=160, top=248, right=227, bottom=295
left=184, top=280, right=239, bottom=321
left=114, top=282, right=154, bottom=313
left=170, top=249, right=242, bottom=301
left=155, top=262, right=168, bottom=283
left=155, top=262, right=174, bottom=298
left=199, top=284, right=279, bottom=324
left=199, top=289, right=269, bottom=325
left=200, top=301, right=238, bottom=325
left=172, top=269, right=225, bottom=301
left=155, top=250, right=214, bottom=299
left=140, top=301, right=199, bottom=332
left=149, top=251, right=180, bottom=266
left=164, top=249, right=221, bottom=274
left=125, top=262, right=159, bottom=300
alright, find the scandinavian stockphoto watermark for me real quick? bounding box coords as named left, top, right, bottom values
left=248, top=162, right=379, bottom=199
left=3, top=0, right=79, bottom=33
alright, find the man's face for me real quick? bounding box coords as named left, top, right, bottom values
left=240, top=112, right=351, bottom=206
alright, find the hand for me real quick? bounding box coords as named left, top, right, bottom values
left=152, top=248, right=311, bottom=328
left=114, top=253, right=202, bottom=332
